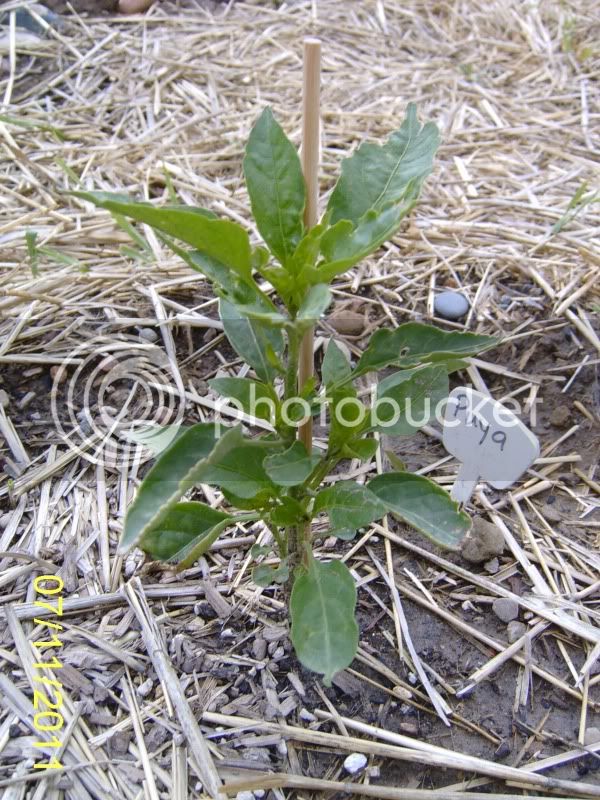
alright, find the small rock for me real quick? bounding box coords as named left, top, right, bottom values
left=506, top=620, right=527, bottom=643
left=0, top=389, right=9, bottom=409
left=343, top=753, right=368, bottom=775
left=110, top=731, right=132, bottom=755
left=137, top=677, right=154, bottom=697
left=235, top=792, right=254, bottom=800
left=203, top=327, right=218, bottom=343
left=541, top=501, right=562, bottom=523
left=3, top=4, right=61, bottom=35
left=492, top=598, right=519, bottom=623
left=252, top=637, right=267, bottom=661
left=271, top=646, right=285, bottom=661
left=584, top=727, right=600, bottom=745
left=484, top=557, right=499, bottom=574
left=328, top=309, right=365, bottom=336
left=277, top=739, right=288, bottom=756
left=494, top=740, right=511, bottom=759
left=549, top=405, right=570, bottom=428
left=461, top=517, right=505, bottom=563
left=138, top=327, right=158, bottom=343
left=299, top=708, right=316, bottom=723
left=323, top=536, right=337, bottom=549
left=119, top=0, right=156, bottom=13
left=50, top=365, right=67, bottom=383
left=434, top=290, right=470, bottom=320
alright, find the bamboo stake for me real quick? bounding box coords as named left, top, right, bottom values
left=298, top=37, right=321, bottom=454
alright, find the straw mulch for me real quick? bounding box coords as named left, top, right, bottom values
left=1, top=1, right=599, bottom=798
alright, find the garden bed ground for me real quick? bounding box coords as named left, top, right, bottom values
left=0, top=1, right=599, bottom=798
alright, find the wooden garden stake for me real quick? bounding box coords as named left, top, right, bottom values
left=299, top=37, right=321, bottom=454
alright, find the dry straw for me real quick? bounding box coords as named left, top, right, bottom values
left=0, top=0, right=599, bottom=798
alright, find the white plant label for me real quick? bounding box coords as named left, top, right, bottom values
left=443, top=387, right=540, bottom=504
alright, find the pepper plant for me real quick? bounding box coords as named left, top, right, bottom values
left=77, top=104, right=495, bottom=684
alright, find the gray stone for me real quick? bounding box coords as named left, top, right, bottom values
left=484, top=557, right=500, bottom=574
left=138, top=327, right=158, bottom=342
left=343, top=753, right=368, bottom=775
left=0, top=389, right=9, bottom=409
left=493, top=598, right=519, bottom=623
left=136, top=677, right=154, bottom=697
left=1, top=4, right=61, bottom=35
left=584, top=727, right=600, bottom=745
left=506, top=620, right=527, bottom=643
left=434, top=290, right=470, bottom=320
left=461, top=517, right=505, bottom=563
left=252, top=637, right=267, bottom=661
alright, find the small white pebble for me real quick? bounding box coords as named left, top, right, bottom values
left=137, top=677, right=154, bottom=697
left=254, top=792, right=266, bottom=799
left=408, top=672, right=418, bottom=685
left=0, top=389, right=9, bottom=409
left=299, top=708, right=316, bottom=723
left=138, top=327, right=158, bottom=342
left=343, top=753, right=367, bottom=775
left=235, top=792, right=254, bottom=800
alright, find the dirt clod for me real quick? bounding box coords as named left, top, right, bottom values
left=493, top=598, right=519, bottom=623
left=549, top=404, right=571, bottom=428
left=461, top=517, right=505, bottom=563
left=507, top=620, right=527, bottom=643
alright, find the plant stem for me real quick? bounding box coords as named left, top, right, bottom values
left=284, top=326, right=300, bottom=400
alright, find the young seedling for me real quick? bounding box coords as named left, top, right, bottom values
left=77, top=104, right=496, bottom=684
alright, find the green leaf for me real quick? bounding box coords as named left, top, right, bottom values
left=264, top=441, right=319, bottom=487
left=251, top=544, right=272, bottom=558
left=121, top=424, right=242, bottom=553
left=368, top=471, right=471, bottom=549
left=354, top=322, right=497, bottom=378
left=314, top=480, right=386, bottom=539
left=327, top=103, right=439, bottom=226
left=268, top=495, right=307, bottom=526
left=297, top=284, right=332, bottom=330
left=243, top=107, right=305, bottom=266
left=341, top=436, right=379, bottom=461
left=139, top=501, right=231, bottom=562
left=219, top=298, right=284, bottom=382
left=222, top=486, right=276, bottom=511
left=288, top=222, right=328, bottom=278
left=318, top=202, right=413, bottom=279
left=385, top=451, right=406, bottom=472
left=209, top=377, right=278, bottom=424
left=73, top=192, right=253, bottom=280
left=202, top=440, right=276, bottom=498
left=253, top=559, right=289, bottom=588
left=322, top=339, right=352, bottom=387
left=328, top=387, right=368, bottom=452
left=370, top=365, right=449, bottom=436
left=290, top=558, right=359, bottom=685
